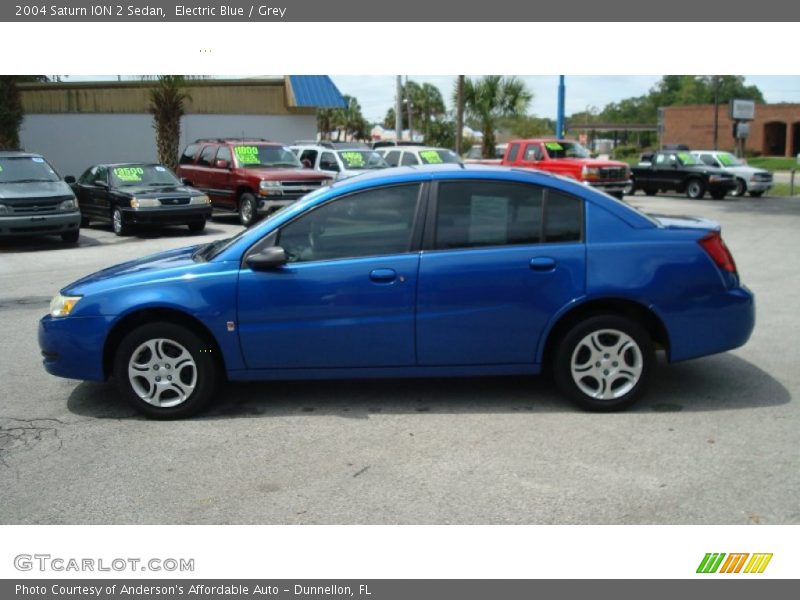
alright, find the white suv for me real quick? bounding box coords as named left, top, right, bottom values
left=291, top=145, right=388, bottom=180
left=691, top=150, right=773, bottom=197
left=377, top=146, right=462, bottom=167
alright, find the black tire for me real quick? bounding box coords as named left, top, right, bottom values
left=188, top=220, right=206, bottom=233
left=685, top=178, right=705, bottom=199
left=610, top=192, right=625, bottom=200
left=61, top=229, right=80, bottom=244
left=732, top=178, right=747, bottom=197
left=113, top=322, right=219, bottom=419
left=553, top=314, right=654, bottom=412
left=238, top=193, right=258, bottom=227
left=80, top=214, right=91, bottom=227
left=710, top=190, right=727, bottom=200
left=111, top=206, right=129, bottom=236
left=643, top=186, right=658, bottom=196
left=749, top=190, right=765, bottom=198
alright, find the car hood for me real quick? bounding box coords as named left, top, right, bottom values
left=545, top=157, right=628, bottom=169
left=0, top=180, right=74, bottom=200
left=721, top=164, right=769, bottom=177
left=244, top=168, right=332, bottom=180
left=113, top=185, right=202, bottom=198
left=650, top=214, right=721, bottom=232
left=62, top=244, right=203, bottom=296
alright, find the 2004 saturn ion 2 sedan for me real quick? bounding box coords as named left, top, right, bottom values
left=39, top=165, right=755, bottom=419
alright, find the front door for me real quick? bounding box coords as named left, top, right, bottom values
left=237, top=183, right=424, bottom=370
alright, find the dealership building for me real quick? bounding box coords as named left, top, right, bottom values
left=18, top=77, right=346, bottom=177
left=662, top=103, right=800, bottom=157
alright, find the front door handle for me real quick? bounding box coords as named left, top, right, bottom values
left=369, top=268, right=397, bottom=283
left=529, top=257, right=557, bottom=271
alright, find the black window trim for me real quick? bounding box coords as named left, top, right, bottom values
left=422, top=178, right=585, bottom=253
left=241, top=181, right=431, bottom=268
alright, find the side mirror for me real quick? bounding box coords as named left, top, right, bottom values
left=215, top=159, right=229, bottom=169
left=64, top=175, right=76, bottom=184
left=246, top=246, right=287, bottom=271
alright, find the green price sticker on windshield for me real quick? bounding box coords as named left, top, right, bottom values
left=678, top=152, right=692, bottom=163
left=545, top=142, right=563, bottom=151
left=114, top=167, right=144, bottom=182
left=419, top=150, right=443, bottom=164
left=234, top=146, right=260, bottom=164
left=340, top=151, right=365, bottom=168
left=718, top=154, right=735, bottom=166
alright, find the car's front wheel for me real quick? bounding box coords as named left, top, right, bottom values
left=732, top=178, right=747, bottom=197
left=553, top=315, right=654, bottom=412
left=111, top=207, right=129, bottom=236
left=188, top=220, right=206, bottom=233
left=685, top=179, right=705, bottom=199
left=61, top=230, right=79, bottom=244
left=113, top=322, right=218, bottom=419
left=238, top=193, right=258, bottom=227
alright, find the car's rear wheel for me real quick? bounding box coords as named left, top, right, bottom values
left=239, top=193, right=258, bottom=227
left=113, top=322, right=218, bottom=419
left=710, top=190, right=727, bottom=200
left=685, top=179, right=705, bottom=199
left=188, top=220, right=206, bottom=233
left=732, top=178, right=747, bottom=197
left=643, top=186, right=658, bottom=196
left=553, top=315, right=654, bottom=412
left=749, top=190, right=765, bottom=198
left=61, top=230, right=79, bottom=244
left=112, top=207, right=129, bottom=236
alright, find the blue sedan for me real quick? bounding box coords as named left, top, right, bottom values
left=39, top=165, right=755, bottom=418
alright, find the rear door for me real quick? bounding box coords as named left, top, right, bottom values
left=416, top=179, right=586, bottom=366
left=207, top=145, right=236, bottom=209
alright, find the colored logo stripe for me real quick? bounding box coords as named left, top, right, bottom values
left=744, top=553, right=773, bottom=573
left=697, top=553, right=726, bottom=573
left=719, top=553, right=749, bottom=573
left=697, top=553, right=773, bottom=574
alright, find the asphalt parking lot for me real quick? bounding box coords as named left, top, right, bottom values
left=1, top=197, right=798, bottom=525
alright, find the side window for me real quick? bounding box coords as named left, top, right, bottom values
left=699, top=154, right=717, bottom=167
left=277, top=184, right=421, bottom=263
left=299, top=149, right=318, bottom=167
left=319, top=152, right=339, bottom=172
left=543, top=191, right=582, bottom=243
left=179, top=144, right=200, bottom=165
left=94, top=166, right=109, bottom=185
left=506, top=143, right=520, bottom=162
left=384, top=150, right=401, bottom=167
left=79, top=166, right=97, bottom=185
left=523, top=144, right=543, bottom=161
left=434, top=181, right=544, bottom=250
left=196, top=145, right=217, bottom=167
left=655, top=153, right=667, bottom=165
left=215, top=146, right=232, bottom=166
left=401, top=152, right=419, bottom=166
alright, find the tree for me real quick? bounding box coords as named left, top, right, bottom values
left=148, top=76, right=190, bottom=170
left=459, top=76, right=532, bottom=158
left=317, top=108, right=335, bottom=140
left=0, top=76, right=49, bottom=150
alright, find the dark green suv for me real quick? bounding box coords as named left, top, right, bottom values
left=0, top=151, right=81, bottom=243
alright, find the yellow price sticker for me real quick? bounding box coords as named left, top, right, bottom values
left=234, top=146, right=261, bottom=164
left=340, top=152, right=365, bottom=167
left=545, top=142, right=563, bottom=151
left=114, top=167, right=144, bottom=182
left=419, top=150, right=443, bottom=164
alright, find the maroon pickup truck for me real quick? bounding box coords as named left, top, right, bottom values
left=501, top=139, right=631, bottom=198
left=177, top=138, right=332, bottom=226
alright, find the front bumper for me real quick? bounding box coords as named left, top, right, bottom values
left=587, top=180, right=631, bottom=194
left=256, top=197, right=297, bottom=215
left=121, top=206, right=212, bottom=225
left=39, top=314, right=114, bottom=381
left=0, top=211, right=81, bottom=237
left=747, top=181, right=773, bottom=193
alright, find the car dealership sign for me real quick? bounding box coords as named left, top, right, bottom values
left=729, top=99, right=756, bottom=121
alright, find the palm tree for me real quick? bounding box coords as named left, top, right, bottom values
left=413, top=82, right=445, bottom=142
left=0, top=76, right=49, bottom=150
left=317, top=108, right=335, bottom=140
left=148, top=76, right=190, bottom=170
left=460, top=76, right=532, bottom=158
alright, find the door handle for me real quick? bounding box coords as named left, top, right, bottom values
left=529, top=257, right=557, bottom=271
left=369, top=268, right=397, bottom=283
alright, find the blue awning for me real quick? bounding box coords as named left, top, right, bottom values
left=286, top=75, right=346, bottom=109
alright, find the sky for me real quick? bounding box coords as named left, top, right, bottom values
left=330, top=75, right=800, bottom=123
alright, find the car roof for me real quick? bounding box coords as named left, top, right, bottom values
left=91, top=162, right=168, bottom=169
left=0, top=151, right=43, bottom=158
left=382, top=146, right=454, bottom=153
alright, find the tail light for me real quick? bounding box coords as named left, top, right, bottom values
left=698, top=231, right=737, bottom=273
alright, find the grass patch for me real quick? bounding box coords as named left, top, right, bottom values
left=768, top=183, right=799, bottom=197
left=747, top=156, right=800, bottom=171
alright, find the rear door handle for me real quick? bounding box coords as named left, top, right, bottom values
left=529, top=257, right=557, bottom=271
left=369, top=268, right=397, bottom=283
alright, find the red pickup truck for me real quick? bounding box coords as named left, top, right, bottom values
left=500, top=139, right=631, bottom=198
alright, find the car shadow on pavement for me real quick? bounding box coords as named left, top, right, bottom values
left=66, top=352, right=790, bottom=420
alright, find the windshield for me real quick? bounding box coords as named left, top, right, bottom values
left=110, top=164, right=182, bottom=187
left=418, top=149, right=461, bottom=164
left=543, top=141, right=591, bottom=159
left=337, top=150, right=388, bottom=170
left=234, top=145, right=302, bottom=168
left=0, top=156, right=61, bottom=183
left=717, top=152, right=744, bottom=167
left=676, top=152, right=703, bottom=166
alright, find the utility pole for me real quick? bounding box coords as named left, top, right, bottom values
left=406, top=76, right=413, bottom=142
left=556, top=76, right=565, bottom=138
left=712, top=75, right=720, bottom=150
left=455, top=75, right=464, bottom=155
left=395, top=76, right=402, bottom=142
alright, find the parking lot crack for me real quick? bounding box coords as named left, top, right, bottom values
left=0, top=418, right=66, bottom=480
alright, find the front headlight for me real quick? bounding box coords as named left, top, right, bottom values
left=190, top=194, right=211, bottom=205
left=49, top=294, right=82, bottom=318
left=0, top=203, right=9, bottom=215
left=130, top=198, right=160, bottom=208
left=581, top=166, right=601, bottom=180
left=258, top=180, right=282, bottom=196
left=57, top=198, right=77, bottom=211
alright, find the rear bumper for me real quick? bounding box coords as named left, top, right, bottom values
left=0, top=211, right=81, bottom=237
left=121, top=206, right=212, bottom=225
left=665, top=285, right=755, bottom=362
left=38, top=314, right=112, bottom=381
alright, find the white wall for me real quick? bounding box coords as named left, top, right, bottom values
left=20, top=113, right=317, bottom=177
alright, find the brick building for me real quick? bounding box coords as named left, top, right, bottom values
left=662, top=104, right=800, bottom=157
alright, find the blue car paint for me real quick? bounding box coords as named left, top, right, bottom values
left=38, top=165, right=755, bottom=385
